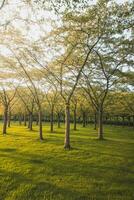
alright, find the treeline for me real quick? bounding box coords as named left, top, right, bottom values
left=0, top=88, right=133, bottom=135
left=1, top=113, right=133, bottom=127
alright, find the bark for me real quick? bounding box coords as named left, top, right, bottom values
left=122, top=116, right=125, bottom=127
left=128, top=116, right=131, bottom=126
left=73, top=106, right=77, bottom=130
left=24, top=113, right=27, bottom=126
left=8, top=110, right=11, bottom=128
left=83, top=112, right=86, bottom=127
left=57, top=113, right=61, bottom=128
left=36, top=117, right=39, bottom=125
left=39, top=110, right=43, bottom=140
left=94, top=112, right=97, bottom=130
left=28, top=112, right=33, bottom=131
left=50, top=107, right=54, bottom=133
left=98, top=108, right=104, bottom=140
left=19, top=115, right=22, bottom=125
left=64, top=103, right=71, bottom=149
left=3, top=106, right=8, bottom=134
left=116, top=116, right=119, bottom=125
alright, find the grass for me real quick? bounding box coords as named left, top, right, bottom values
left=0, top=122, right=134, bottom=200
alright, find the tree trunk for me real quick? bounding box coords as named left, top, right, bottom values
left=128, top=116, right=131, bottom=126
left=19, top=114, right=22, bottom=126
left=98, top=108, right=103, bottom=140
left=116, top=116, right=119, bottom=125
left=8, top=109, right=11, bottom=128
left=122, top=116, right=125, bottom=127
left=36, top=116, right=39, bottom=125
left=39, top=110, right=43, bottom=140
left=3, top=106, right=8, bottom=134
left=94, top=112, right=97, bottom=130
left=57, top=113, right=61, bottom=128
left=132, top=115, right=134, bottom=128
left=50, top=107, right=54, bottom=133
left=64, top=103, right=71, bottom=149
left=24, top=113, right=27, bottom=126
left=83, top=112, right=86, bottom=127
left=73, top=106, right=77, bottom=130
left=28, top=112, right=33, bottom=131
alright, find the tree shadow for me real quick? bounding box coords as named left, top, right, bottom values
left=0, top=148, right=17, bottom=152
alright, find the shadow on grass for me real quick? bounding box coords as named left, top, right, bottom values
left=0, top=148, right=17, bottom=152
left=0, top=169, right=88, bottom=200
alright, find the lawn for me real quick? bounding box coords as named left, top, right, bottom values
left=0, top=123, right=134, bottom=200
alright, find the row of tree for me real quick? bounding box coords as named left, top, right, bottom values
left=0, top=86, right=133, bottom=146
left=0, top=0, right=133, bottom=149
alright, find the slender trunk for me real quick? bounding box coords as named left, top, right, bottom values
left=19, top=114, right=22, bottom=126
left=8, top=109, right=11, bottom=128
left=132, top=115, right=134, bottom=128
left=98, top=108, right=103, bottom=140
left=28, top=112, right=33, bottom=131
left=85, top=118, right=88, bottom=126
left=39, top=109, right=43, bottom=140
left=64, top=103, right=71, bottom=149
left=78, top=116, right=81, bottom=123
left=28, top=115, right=30, bottom=128
left=36, top=116, right=39, bottom=125
left=73, top=106, right=77, bottom=131
left=105, top=116, right=108, bottom=124
left=94, top=112, right=97, bottom=130
left=24, top=113, right=27, bottom=126
left=122, top=116, right=125, bottom=127
left=50, top=107, right=54, bottom=133
left=116, top=116, right=119, bottom=125
left=57, top=113, right=61, bottom=128
left=83, top=112, right=86, bottom=127
left=128, top=116, right=131, bottom=126
left=3, top=106, right=8, bottom=134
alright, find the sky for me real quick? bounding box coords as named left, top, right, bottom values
left=0, top=0, right=133, bottom=87
left=0, top=0, right=132, bottom=40
left=0, top=0, right=132, bottom=57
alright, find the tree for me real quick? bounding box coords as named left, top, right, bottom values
left=16, top=87, right=36, bottom=130
left=41, top=2, right=105, bottom=148
left=9, top=49, right=45, bottom=140
left=44, top=86, right=59, bottom=133
left=0, top=87, right=17, bottom=134
left=0, top=0, right=6, bottom=10
left=80, top=0, right=133, bottom=139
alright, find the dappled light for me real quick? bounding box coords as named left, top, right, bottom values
left=0, top=0, right=133, bottom=199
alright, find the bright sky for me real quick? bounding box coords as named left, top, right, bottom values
left=0, top=0, right=131, bottom=38
left=0, top=0, right=132, bottom=57
left=0, top=0, right=133, bottom=89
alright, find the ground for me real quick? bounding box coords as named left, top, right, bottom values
left=0, top=123, right=134, bottom=200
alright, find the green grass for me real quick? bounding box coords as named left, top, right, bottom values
left=0, top=123, right=134, bottom=200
